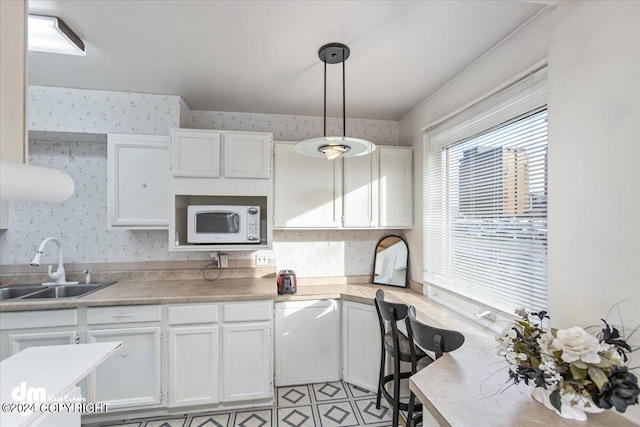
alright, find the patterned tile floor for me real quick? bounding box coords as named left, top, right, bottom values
left=84, top=381, right=399, bottom=427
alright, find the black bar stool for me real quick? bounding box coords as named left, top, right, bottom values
left=374, top=289, right=432, bottom=427
left=405, top=306, right=465, bottom=427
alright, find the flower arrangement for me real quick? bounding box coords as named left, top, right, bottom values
left=496, top=309, right=639, bottom=420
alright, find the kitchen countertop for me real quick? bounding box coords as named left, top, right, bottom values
left=0, top=279, right=635, bottom=426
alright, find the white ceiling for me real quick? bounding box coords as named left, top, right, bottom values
left=27, top=1, right=544, bottom=121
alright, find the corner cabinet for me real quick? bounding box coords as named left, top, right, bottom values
left=342, top=301, right=381, bottom=392
left=273, top=143, right=412, bottom=229
left=378, top=146, right=413, bottom=228
left=107, top=134, right=170, bottom=229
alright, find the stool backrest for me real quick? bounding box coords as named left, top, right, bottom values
left=374, top=289, right=408, bottom=322
left=406, top=306, right=465, bottom=360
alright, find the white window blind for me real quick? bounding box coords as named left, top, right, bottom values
left=423, top=67, right=547, bottom=313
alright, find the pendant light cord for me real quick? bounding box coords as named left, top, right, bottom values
left=342, top=47, right=346, bottom=137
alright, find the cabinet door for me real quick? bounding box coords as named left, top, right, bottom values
left=274, top=142, right=342, bottom=228
left=379, top=147, right=413, bottom=228
left=168, top=325, right=219, bottom=407
left=107, top=135, right=170, bottom=229
left=342, top=301, right=381, bottom=392
left=8, top=330, right=77, bottom=356
left=87, top=327, right=162, bottom=410
left=343, top=151, right=379, bottom=228
left=171, top=129, right=221, bottom=177
left=275, top=300, right=340, bottom=386
left=222, top=322, right=272, bottom=402
left=224, top=132, right=272, bottom=179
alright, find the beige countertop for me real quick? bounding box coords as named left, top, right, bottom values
left=0, top=279, right=635, bottom=426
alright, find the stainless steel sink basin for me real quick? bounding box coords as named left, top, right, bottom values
left=0, top=286, right=45, bottom=301
left=23, top=284, right=104, bottom=299
left=0, top=282, right=116, bottom=301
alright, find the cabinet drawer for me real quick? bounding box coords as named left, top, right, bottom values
left=223, top=301, right=272, bottom=322
left=0, top=309, right=77, bottom=330
left=167, top=304, right=219, bottom=325
left=87, top=305, right=161, bottom=325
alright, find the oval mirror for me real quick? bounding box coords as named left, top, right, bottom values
left=372, top=235, right=409, bottom=287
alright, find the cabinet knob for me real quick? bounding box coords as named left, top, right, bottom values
left=121, top=351, right=128, bottom=358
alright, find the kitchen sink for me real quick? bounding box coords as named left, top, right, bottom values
left=0, top=282, right=116, bottom=301
left=0, top=286, right=45, bottom=301
left=22, top=284, right=104, bottom=299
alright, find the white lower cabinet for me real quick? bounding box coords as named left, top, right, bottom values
left=167, top=325, right=219, bottom=407
left=167, top=303, right=220, bottom=408
left=342, top=301, right=381, bottom=392
left=0, top=309, right=78, bottom=361
left=275, top=300, right=341, bottom=386
left=86, top=326, right=162, bottom=410
left=222, top=322, right=272, bottom=402
left=8, top=330, right=77, bottom=355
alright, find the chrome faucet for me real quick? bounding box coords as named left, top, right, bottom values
left=30, top=237, right=78, bottom=285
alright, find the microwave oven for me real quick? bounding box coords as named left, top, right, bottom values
left=187, top=205, right=261, bottom=244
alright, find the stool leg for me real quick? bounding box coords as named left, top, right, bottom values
left=407, top=392, right=416, bottom=427
left=376, top=349, right=385, bottom=408
left=393, top=355, right=400, bottom=427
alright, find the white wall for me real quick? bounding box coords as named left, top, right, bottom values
left=547, top=0, right=640, bottom=356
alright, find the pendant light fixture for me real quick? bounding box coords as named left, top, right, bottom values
left=294, top=43, right=375, bottom=160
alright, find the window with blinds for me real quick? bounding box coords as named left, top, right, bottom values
left=424, top=67, right=547, bottom=314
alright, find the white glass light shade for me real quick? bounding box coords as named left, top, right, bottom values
left=294, top=136, right=376, bottom=160
left=28, top=15, right=86, bottom=56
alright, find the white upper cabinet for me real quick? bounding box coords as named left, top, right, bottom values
left=224, top=132, right=272, bottom=179
left=273, top=142, right=342, bottom=228
left=108, top=134, right=170, bottom=229
left=378, top=146, right=413, bottom=228
left=274, top=143, right=412, bottom=229
left=343, top=151, right=379, bottom=228
left=171, top=129, right=221, bottom=177
left=171, top=129, right=272, bottom=179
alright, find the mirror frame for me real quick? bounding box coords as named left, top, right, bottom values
left=371, top=234, right=409, bottom=288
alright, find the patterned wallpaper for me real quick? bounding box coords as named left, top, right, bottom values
left=190, top=111, right=399, bottom=145
left=29, top=86, right=181, bottom=135
left=0, top=86, right=401, bottom=277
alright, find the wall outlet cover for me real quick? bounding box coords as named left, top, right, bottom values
left=256, top=251, right=269, bottom=266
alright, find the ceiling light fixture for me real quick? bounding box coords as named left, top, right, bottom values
left=28, top=15, right=86, bottom=56
left=294, top=43, right=375, bottom=160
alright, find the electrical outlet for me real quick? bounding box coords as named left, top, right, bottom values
left=255, top=251, right=269, bottom=266
left=219, top=253, right=228, bottom=269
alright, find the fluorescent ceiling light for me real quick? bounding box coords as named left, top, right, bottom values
left=28, top=15, right=86, bottom=56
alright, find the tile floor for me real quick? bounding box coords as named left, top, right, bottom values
left=84, top=381, right=399, bottom=427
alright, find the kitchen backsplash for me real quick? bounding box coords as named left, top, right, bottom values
left=0, top=86, right=400, bottom=278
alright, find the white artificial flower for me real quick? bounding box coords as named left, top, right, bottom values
left=552, top=327, right=601, bottom=364
left=537, top=332, right=555, bottom=358
left=599, top=343, right=624, bottom=365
